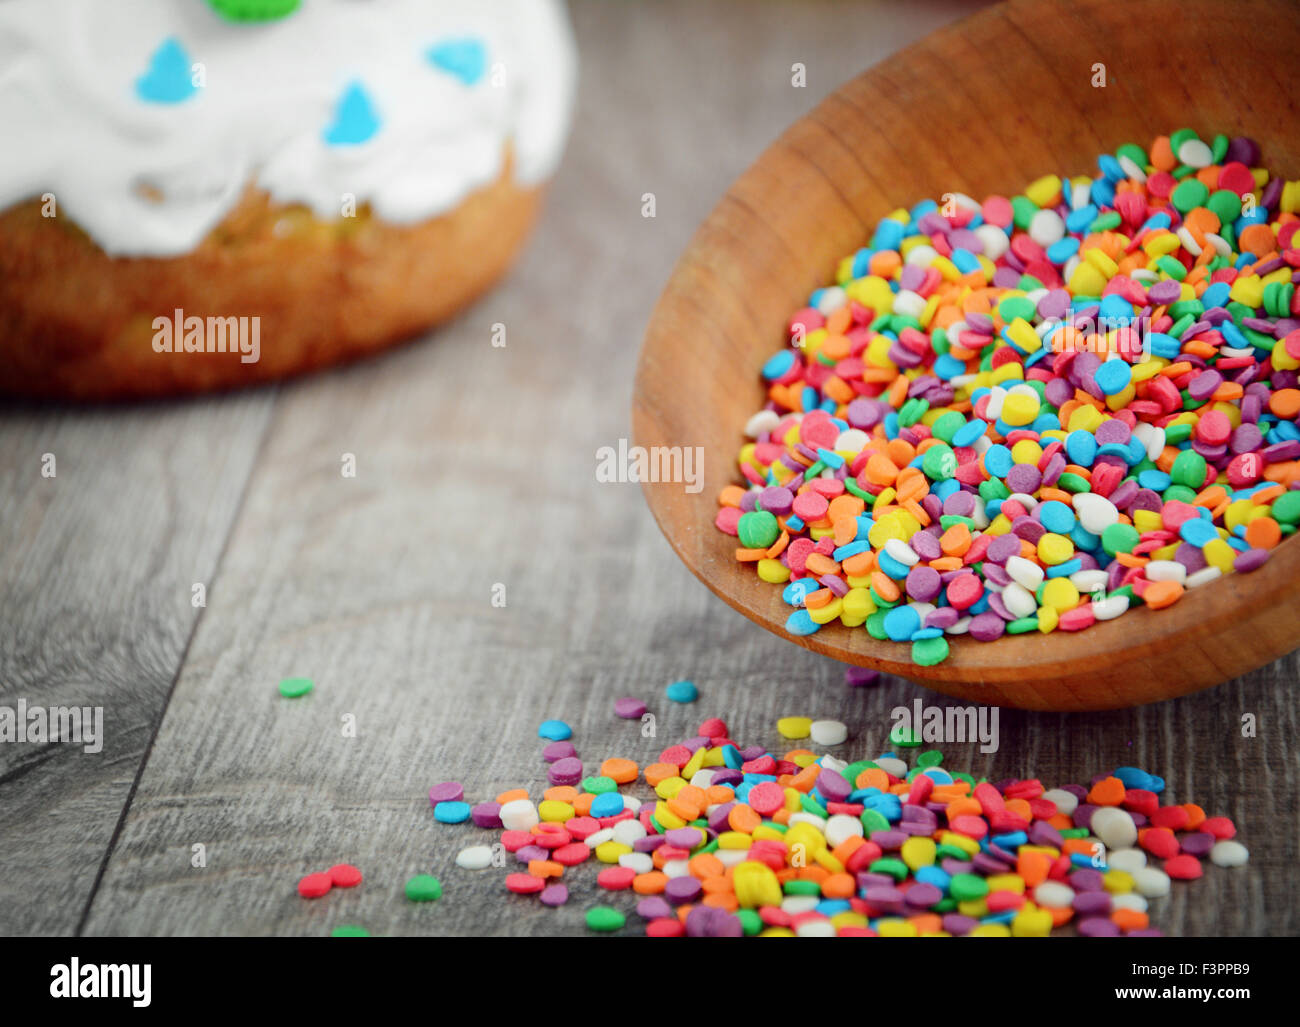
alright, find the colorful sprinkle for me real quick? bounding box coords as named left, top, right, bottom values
left=719, top=130, right=1300, bottom=665
left=426, top=37, right=488, bottom=86
left=135, top=37, right=199, bottom=105
left=404, top=874, right=442, bottom=902
left=205, top=0, right=301, bottom=21
left=278, top=676, right=313, bottom=698
left=323, top=81, right=380, bottom=146
left=665, top=679, right=699, bottom=703
left=428, top=698, right=1246, bottom=937
left=538, top=719, right=572, bottom=741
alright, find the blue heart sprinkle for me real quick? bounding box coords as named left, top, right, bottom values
left=323, top=81, right=380, bottom=146
left=427, top=37, right=487, bottom=86
left=135, top=37, right=199, bottom=104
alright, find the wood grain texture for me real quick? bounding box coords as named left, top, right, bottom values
left=0, top=394, right=274, bottom=934
left=634, top=0, right=1300, bottom=710
left=0, top=0, right=1294, bottom=939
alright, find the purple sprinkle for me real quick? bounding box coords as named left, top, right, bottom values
left=1234, top=548, right=1269, bottom=573
left=539, top=883, right=568, bottom=907
left=969, top=611, right=1007, bottom=641
left=548, top=756, right=583, bottom=786
left=428, top=782, right=464, bottom=805
left=614, top=697, right=647, bottom=720
left=664, top=876, right=703, bottom=904
left=637, top=896, right=673, bottom=920
left=845, top=666, right=880, bottom=687
left=471, top=801, right=502, bottom=828
left=542, top=740, right=576, bottom=763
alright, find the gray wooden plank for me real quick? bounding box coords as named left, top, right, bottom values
left=59, top=0, right=1298, bottom=938
left=0, top=394, right=274, bottom=935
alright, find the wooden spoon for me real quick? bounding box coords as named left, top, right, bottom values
left=633, top=0, right=1300, bottom=711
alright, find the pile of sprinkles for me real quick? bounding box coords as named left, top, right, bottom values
left=716, top=130, right=1300, bottom=665
left=418, top=695, right=1247, bottom=938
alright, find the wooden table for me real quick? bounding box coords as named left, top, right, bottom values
left=1, top=0, right=1294, bottom=937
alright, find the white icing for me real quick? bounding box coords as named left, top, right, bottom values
left=0, top=0, right=577, bottom=256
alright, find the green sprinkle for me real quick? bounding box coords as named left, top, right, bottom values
left=1101, top=522, right=1140, bottom=556
left=581, top=776, right=618, bottom=795
left=1171, top=178, right=1209, bottom=213
left=331, top=925, right=369, bottom=937
left=585, top=907, right=626, bottom=932
left=738, top=510, right=780, bottom=549
left=869, top=858, right=909, bottom=882
left=783, top=879, right=822, bottom=895
left=405, top=874, right=442, bottom=902
left=917, top=749, right=944, bottom=768
left=950, top=873, right=989, bottom=901
left=737, top=908, right=763, bottom=936
left=1271, top=491, right=1300, bottom=525
left=278, top=676, right=313, bottom=698
left=1007, top=616, right=1039, bottom=634
left=911, top=635, right=950, bottom=666
left=860, top=808, right=891, bottom=834
left=890, top=722, right=923, bottom=747
left=1171, top=450, right=1208, bottom=488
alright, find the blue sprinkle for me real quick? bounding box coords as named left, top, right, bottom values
left=762, top=349, right=796, bottom=379
left=538, top=719, right=572, bottom=741
left=1094, top=360, right=1132, bottom=396
left=427, top=37, right=488, bottom=86
left=324, top=81, right=381, bottom=145
left=1065, top=430, right=1098, bottom=466
left=984, top=444, right=1014, bottom=478
left=1138, top=469, right=1172, bottom=491
left=883, top=605, right=921, bottom=642
left=1180, top=518, right=1218, bottom=547
left=875, top=550, right=912, bottom=580
left=1038, top=500, right=1076, bottom=534
left=952, top=419, right=988, bottom=448
left=135, top=37, right=199, bottom=104
left=590, top=792, right=624, bottom=818
left=433, top=800, right=471, bottom=824
left=665, top=679, right=699, bottom=703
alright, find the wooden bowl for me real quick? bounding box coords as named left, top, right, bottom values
left=633, top=0, right=1300, bottom=711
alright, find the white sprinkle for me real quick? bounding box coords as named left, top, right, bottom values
left=1090, top=807, right=1138, bottom=849
left=824, top=814, right=864, bottom=848
left=1072, top=493, right=1119, bottom=534
left=884, top=538, right=920, bottom=567
left=455, top=845, right=494, bottom=870
left=1092, top=594, right=1130, bottom=621
left=618, top=852, right=654, bottom=874
left=1144, top=560, right=1187, bottom=583
left=1186, top=566, right=1223, bottom=589
left=1133, top=866, right=1171, bottom=897
left=1106, top=848, right=1147, bottom=874
left=1006, top=555, right=1046, bottom=592
left=874, top=756, right=908, bottom=778
left=810, top=719, right=848, bottom=746
left=612, top=819, right=647, bottom=846
left=1033, top=881, right=1076, bottom=909
left=1178, top=138, right=1214, bottom=168
left=745, top=409, right=780, bottom=439
left=499, top=798, right=539, bottom=831
left=1043, top=788, right=1078, bottom=816
left=1210, top=840, right=1250, bottom=867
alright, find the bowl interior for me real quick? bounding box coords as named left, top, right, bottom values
left=633, top=0, right=1300, bottom=710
